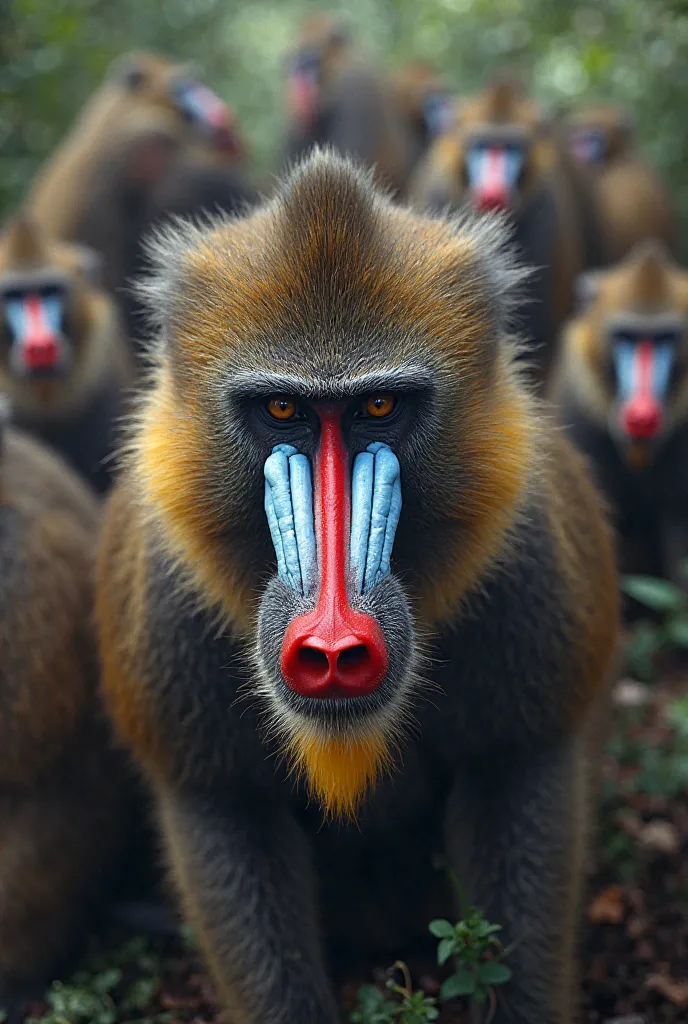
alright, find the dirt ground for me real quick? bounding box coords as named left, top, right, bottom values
left=14, top=673, right=688, bottom=1024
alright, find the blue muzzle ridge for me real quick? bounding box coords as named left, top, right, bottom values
left=264, top=441, right=401, bottom=596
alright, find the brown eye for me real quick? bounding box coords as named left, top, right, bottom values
left=267, top=396, right=297, bottom=420
left=365, top=393, right=395, bottom=418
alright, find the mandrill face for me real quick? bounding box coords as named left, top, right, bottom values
left=134, top=152, right=532, bottom=817
left=256, top=391, right=418, bottom=817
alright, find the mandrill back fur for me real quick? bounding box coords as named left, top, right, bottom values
left=0, top=420, right=133, bottom=1009
left=97, top=150, right=619, bottom=1024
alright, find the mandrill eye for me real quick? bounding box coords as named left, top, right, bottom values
left=365, top=394, right=395, bottom=418
left=267, top=396, right=298, bottom=420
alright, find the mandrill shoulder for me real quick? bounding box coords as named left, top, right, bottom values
left=97, top=472, right=270, bottom=788
left=431, top=429, right=619, bottom=753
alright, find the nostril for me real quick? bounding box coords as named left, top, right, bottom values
left=281, top=611, right=388, bottom=699
left=336, top=644, right=370, bottom=675
left=296, top=645, right=330, bottom=680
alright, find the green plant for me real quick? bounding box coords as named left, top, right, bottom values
left=597, top=693, right=688, bottom=880
left=351, top=873, right=512, bottom=1023
left=25, top=936, right=171, bottom=1024
left=623, top=566, right=688, bottom=680
left=350, top=963, right=438, bottom=1023
left=351, top=984, right=397, bottom=1024
left=605, top=696, right=688, bottom=801
left=429, top=909, right=512, bottom=1007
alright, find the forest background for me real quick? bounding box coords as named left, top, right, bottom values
left=2, top=0, right=688, bottom=254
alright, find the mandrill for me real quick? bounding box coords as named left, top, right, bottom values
left=552, top=239, right=688, bottom=587
left=97, top=150, right=619, bottom=1024
left=0, top=213, right=132, bottom=492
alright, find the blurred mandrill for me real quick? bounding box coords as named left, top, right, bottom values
left=552, top=239, right=688, bottom=587
left=567, top=105, right=677, bottom=263
left=0, top=213, right=132, bottom=493
left=409, top=75, right=602, bottom=388
left=390, top=62, right=456, bottom=176
left=97, top=151, right=619, bottom=1024
left=0, top=405, right=132, bottom=1014
left=27, top=51, right=250, bottom=351
left=284, top=13, right=414, bottom=195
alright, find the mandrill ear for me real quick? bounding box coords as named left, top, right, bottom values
left=574, top=270, right=603, bottom=312
left=73, top=244, right=104, bottom=287
left=110, top=53, right=149, bottom=92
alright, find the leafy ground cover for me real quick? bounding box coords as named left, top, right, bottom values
left=7, top=646, right=688, bottom=1024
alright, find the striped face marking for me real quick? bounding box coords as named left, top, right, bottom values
left=614, top=338, right=674, bottom=441
left=570, top=128, right=606, bottom=166
left=465, top=142, right=524, bottom=211
left=423, top=92, right=454, bottom=139
left=3, top=291, right=66, bottom=375
left=173, top=80, right=241, bottom=155
left=287, top=51, right=321, bottom=126
left=263, top=408, right=401, bottom=699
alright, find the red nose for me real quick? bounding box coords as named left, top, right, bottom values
left=280, top=407, right=389, bottom=699
left=621, top=397, right=662, bottom=439
left=208, top=106, right=242, bottom=156
left=473, top=188, right=509, bottom=212
left=288, top=74, right=319, bottom=126
left=281, top=603, right=388, bottom=699
left=24, top=335, right=60, bottom=370
left=214, top=125, right=242, bottom=157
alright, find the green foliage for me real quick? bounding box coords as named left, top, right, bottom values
left=623, top=577, right=685, bottom=612
left=351, top=985, right=398, bottom=1024
left=623, top=565, right=688, bottom=681
left=350, top=965, right=439, bottom=1024
left=350, top=897, right=511, bottom=1023
left=598, top=812, right=640, bottom=882
left=3, top=0, right=688, bottom=255
left=606, top=700, right=688, bottom=800
left=597, top=692, right=688, bottom=883
left=667, top=694, right=688, bottom=738
left=429, top=906, right=512, bottom=1005
left=24, top=937, right=171, bottom=1024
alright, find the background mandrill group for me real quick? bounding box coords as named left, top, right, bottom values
left=97, top=151, right=619, bottom=1024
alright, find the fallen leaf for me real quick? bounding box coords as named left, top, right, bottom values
left=588, top=885, right=626, bottom=924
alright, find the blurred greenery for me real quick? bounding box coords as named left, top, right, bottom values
left=2, top=0, right=688, bottom=249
